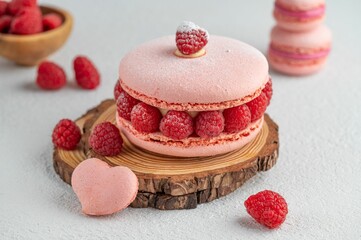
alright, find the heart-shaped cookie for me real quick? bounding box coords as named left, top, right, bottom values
left=71, top=158, right=138, bottom=216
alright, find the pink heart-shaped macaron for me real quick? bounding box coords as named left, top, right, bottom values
left=71, top=158, right=138, bottom=216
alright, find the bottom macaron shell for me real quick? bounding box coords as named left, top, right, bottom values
left=268, top=54, right=326, bottom=76
left=116, top=113, right=263, bottom=157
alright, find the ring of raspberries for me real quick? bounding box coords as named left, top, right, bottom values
left=115, top=78, right=273, bottom=140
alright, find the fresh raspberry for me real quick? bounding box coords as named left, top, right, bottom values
left=176, top=21, right=209, bottom=55
left=7, top=0, right=37, bottom=16
left=246, top=92, right=268, bottom=122
left=89, top=122, right=123, bottom=156
left=73, top=56, right=100, bottom=90
left=0, top=15, right=12, bottom=33
left=131, top=102, right=162, bottom=133
left=113, top=80, right=123, bottom=101
left=195, top=111, right=224, bottom=138
left=223, top=105, right=251, bottom=133
left=262, top=78, right=273, bottom=106
left=244, top=190, right=288, bottom=229
left=0, top=1, right=8, bottom=16
left=52, top=119, right=81, bottom=150
left=116, top=91, right=140, bottom=121
left=10, top=7, right=42, bottom=35
left=160, top=111, right=194, bottom=140
left=42, top=13, right=62, bottom=31
left=36, top=61, right=66, bottom=90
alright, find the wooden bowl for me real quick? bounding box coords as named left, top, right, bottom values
left=0, top=6, right=73, bottom=66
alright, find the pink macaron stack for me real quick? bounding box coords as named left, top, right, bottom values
left=268, top=0, right=332, bottom=75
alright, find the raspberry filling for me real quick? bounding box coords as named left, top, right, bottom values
left=116, top=79, right=272, bottom=140
left=269, top=44, right=330, bottom=60
left=274, top=3, right=325, bottom=20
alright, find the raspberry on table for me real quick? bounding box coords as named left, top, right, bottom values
left=223, top=104, right=251, bottom=133
left=246, top=92, right=268, bottom=122
left=131, top=102, right=162, bottom=133
left=244, top=190, right=288, bottom=229
left=42, top=13, right=62, bottom=31
left=0, top=1, right=8, bottom=16
left=113, top=80, right=123, bottom=101
left=262, top=78, right=273, bottom=106
left=73, top=56, right=100, bottom=90
left=160, top=110, right=194, bottom=140
left=7, top=0, right=37, bottom=16
left=36, top=61, right=66, bottom=90
left=195, top=111, right=224, bottom=138
left=176, top=21, right=209, bottom=55
left=0, top=15, right=12, bottom=33
left=89, top=122, right=123, bottom=156
left=52, top=119, right=81, bottom=150
left=116, top=91, right=140, bottom=121
left=10, top=7, right=42, bottom=35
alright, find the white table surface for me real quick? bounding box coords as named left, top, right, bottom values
left=1, top=0, right=361, bottom=239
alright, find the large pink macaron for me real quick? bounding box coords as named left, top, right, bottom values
left=274, top=0, right=326, bottom=32
left=268, top=25, right=332, bottom=76
left=117, top=35, right=271, bottom=157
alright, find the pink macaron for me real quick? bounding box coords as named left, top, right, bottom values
left=273, top=0, right=326, bottom=32
left=116, top=23, right=272, bottom=157
left=268, top=25, right=332, bottom=76
left=71, top=158, right=138, bottom=216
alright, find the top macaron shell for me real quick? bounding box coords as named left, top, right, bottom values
left=271, top=25, right=332, bottom=49
left=276, top=0, right=325, bottom=11
left=119, top=36, right=269, bottom=111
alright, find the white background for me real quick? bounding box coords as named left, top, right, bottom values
left=1, top=0, right=361, bottom=239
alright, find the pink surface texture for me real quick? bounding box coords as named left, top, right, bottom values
left=119, top=36, right=269, bottom=111
left=71, top=158, right=138, bottom=216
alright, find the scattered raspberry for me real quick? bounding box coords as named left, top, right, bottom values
left=160, top=111, right=194, bottom=140
left=36, top=61, right=66, bottom=90
left=176, top=21, right=209, bottom=55
left=131, top=102, right=162, bottom=133
left=42, top=13, right=62, bottom=31
left=89, top=122, right=123, bottom=156
left=116, top=91, right=140, bottom=121
left=10, top=7, right=42, bottom=35
left=0, top=1, right=8, bottom=16
left=262, top=78, right=273, bottom=106
left=246, top=92, right=268, bottom=122
left=52, top=119, right=81, bottom=150
left=0, top=15, right=12, bottom=33
left=113, top=80, right=123, bottom=101
left=7, top=0, right=37, bottom=16
left=195, top=111, right=224, bottom=138
left=73, top=56, right=100, bottom=90
left=244, top=190, right=288, bottom=229
left=223, top=105, right=251, bottom=133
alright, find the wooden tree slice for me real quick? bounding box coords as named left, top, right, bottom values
left=54, top=99, right=279, bottom=210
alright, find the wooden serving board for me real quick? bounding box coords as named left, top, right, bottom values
left=53, top=99, right=279, bottom=210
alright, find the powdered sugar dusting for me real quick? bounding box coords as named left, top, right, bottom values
left=119, top=36, right=269, bottom=110
left=176, top=21, right=209, bottom=40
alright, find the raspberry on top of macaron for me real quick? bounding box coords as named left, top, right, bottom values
left=115, top=22, right=272, bottom=157
left=175, top=21, right=209, bottom=58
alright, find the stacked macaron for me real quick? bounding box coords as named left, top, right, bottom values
left=269, top=0, right=332, bottom=75
left=114, top=22, right=273, bottom=157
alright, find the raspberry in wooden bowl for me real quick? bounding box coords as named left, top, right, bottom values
left=0, top=5, right=73, bottom=66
